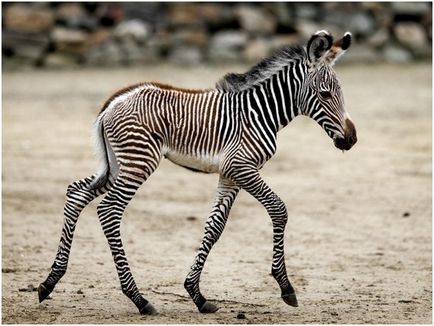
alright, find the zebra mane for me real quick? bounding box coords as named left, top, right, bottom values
left=216, top=45, right=307, bottom=93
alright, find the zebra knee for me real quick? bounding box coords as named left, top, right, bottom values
left=97, top=199, right=123, bottom=235
left=269, top=194, right=288, bottom=226
left=65, top=178, right=97, bottom=209
left=97, top=200, right=113, bottom=224
left=66, top=176, right=94, bottom=194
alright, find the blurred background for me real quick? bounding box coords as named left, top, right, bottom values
left=2, top=2, right=432, bottom=69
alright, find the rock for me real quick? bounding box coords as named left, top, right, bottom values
left=4, top=3, right=55, bottom=32
left=236, top=312, right=246, bottom=319
left=148, top=30, right=171, bottom=54
left=51, top=27, right=89, bottom=54
left=101, top=41, right=124, bottom=65
left=383, top=44, right=413, bottom=63
left=210, top=31, right=248, bottom=49
left=394, top=22, right=428, bottom=51
left=86, top=40, right=123, bottom=66
left=3, top=30, right=49, bottom=62
left=56, top=2, right=86, bottom=20
left=123, top=3, right=163, bottom=24
left=236, top=5, right=277, bottom=35
left=118, top=38, right=152, bottom=64
left=98, top=3, right=124, bottom=27
left=391, top=3, right=431, bottom=15
left=349, top=12, right=377, bottom=36
left=44, top=53, right=79, bottom=67
left=186, top=216, right=197, bottom=221
left=113, top=19, right=151, bottom=43
left=339, top=45, right=381, bottom=64
left=271, top=34, right=301, bottom=49
left=367, top=28, right=390, bottom=48
left=294, top=3, right=319, bottom=20
left=55, top=3, right=98, bottom=31
left=296, top=21, right=324, bottom=39
left=18, top=284, right=37, bottom=292
left=398, top=299, right=414, bottom=303
left=169, top=45, right=203, bottom=65
left=77, top=289, right=84, bottom=294
left=195, top=3, right=236, bottom=26
left=171, top=29, right=209, bottom=49
left=321, top=4, right=354, bottom=27
left=366, top=4, right=393, bottom=28
left=244, top=38, right=272, bottom=63
left=208, top=30, right=248, bottom=62
left=85, top=28, right=112, bottom=49
left=52, top=27, right=88, bottom=44
left=167, top=3, right=202, bottom=28
left=402, top=212, right=411, bottom=218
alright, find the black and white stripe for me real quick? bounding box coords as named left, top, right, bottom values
left=39, top=30, right=356, bottom=314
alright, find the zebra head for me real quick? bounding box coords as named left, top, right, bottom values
left=302, top=30, right=357, bottom=151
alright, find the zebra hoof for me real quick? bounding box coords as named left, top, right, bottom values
left=282, top=293, right=298, bottom=307
left=199, top=301, right=219, bottom=313
left=139, top=302, right=157, bottom=315
left=38, top=283, right=52, bottom=303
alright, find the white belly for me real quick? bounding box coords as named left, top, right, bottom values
left=164, top=150, right=220, bottom=173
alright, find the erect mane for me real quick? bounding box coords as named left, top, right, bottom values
left=216, top=45, right=307, bottom=93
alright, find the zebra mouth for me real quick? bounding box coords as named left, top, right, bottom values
left=333, top=137, right=354, bottom=151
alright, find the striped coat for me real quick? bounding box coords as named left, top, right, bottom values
left=39, top=30, right=357, bottom=315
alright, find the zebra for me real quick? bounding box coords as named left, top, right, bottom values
left=38, top=30, right=357, bottom=315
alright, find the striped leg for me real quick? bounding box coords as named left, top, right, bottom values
left=230, top=169, right=298, bottom=307
left=184, top=177, right=240, bottom=313
left=96, top=163, right=158, bottom=315
left=38, top=175, right=111, bottom=303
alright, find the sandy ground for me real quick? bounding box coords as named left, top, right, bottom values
left=2, top=63, right=432, bottom=324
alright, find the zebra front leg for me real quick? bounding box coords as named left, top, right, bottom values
left=229, top=169, right=298, bottom=308
left=39, top=175, right=106, bottom=303
left=97, top=170, right=157, bottom=315
left=184, top=177, right=240, bottom=313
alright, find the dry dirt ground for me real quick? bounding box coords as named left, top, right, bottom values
left=2, top=63, right=432, bottom=324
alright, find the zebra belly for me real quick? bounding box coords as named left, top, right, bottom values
left=164, top=149, right=220, bottom=173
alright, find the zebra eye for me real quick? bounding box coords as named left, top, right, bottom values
left=319, top=91, right=332, bottom=100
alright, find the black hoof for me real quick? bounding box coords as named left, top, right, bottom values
left=199, top=301, right=219, bottom=313
left=38, top=283, right=52, bottom=303
left=282, top=293, right=298, bottom=307
left=139, top=302, right=157, bottom=315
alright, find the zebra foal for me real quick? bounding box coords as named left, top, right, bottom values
left=39, top=30, right=357, bottom=315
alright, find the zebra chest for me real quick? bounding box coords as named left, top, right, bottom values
left=164, top=149, right=220, bottom=173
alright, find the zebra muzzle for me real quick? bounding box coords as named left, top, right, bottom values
left=334, top=136, right=356, bottom=151
left=334, top=121, right=357, bottom=151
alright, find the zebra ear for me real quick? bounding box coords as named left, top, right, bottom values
left=324, top=32, right=352, bottom=65
left=306, top=30, right=333, bottom=63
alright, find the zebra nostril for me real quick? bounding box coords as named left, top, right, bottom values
left=347, top=134, right=357, bottom=146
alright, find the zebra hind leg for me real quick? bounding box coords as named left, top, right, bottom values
left=96, top=163, right=160, bottom=315
left=38, top=174, right=111, bottom=303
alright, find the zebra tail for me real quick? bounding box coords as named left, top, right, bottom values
left=89, top=114, right=110, bottom=190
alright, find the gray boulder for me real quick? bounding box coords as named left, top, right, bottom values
left=208, top=30, right=248, bottom=62
left=113, top=19, right=151, bottom=43
left=236, top=5, right=277, bottom=36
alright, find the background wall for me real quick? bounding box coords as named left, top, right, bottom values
left=2, top=2, right=432, bottom=69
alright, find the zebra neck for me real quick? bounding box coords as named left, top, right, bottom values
left=240, top=63, right=304, bottom=133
